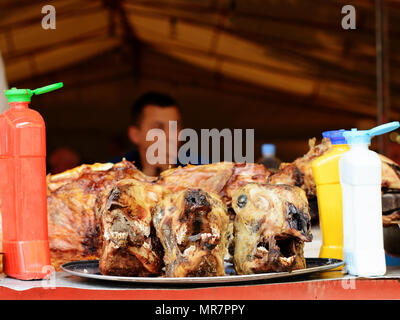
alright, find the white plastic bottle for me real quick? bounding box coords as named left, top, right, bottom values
left=339, top=122, right=399, bottom=277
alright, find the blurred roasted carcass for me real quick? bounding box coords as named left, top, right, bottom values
left=268, top=138, right=400, bottom=226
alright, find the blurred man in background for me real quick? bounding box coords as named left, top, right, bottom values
left=112, top=92, right=182, bottom=176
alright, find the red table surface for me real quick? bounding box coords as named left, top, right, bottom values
left=0, top=277, right=399, bottom=300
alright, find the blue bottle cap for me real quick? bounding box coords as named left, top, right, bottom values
left=322, top=129, right=347, bottom=145
left=343, top=121, right=400, bottom=145
left=261, top=144, right=275, bottom=156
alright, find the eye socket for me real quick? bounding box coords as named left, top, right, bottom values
left=237, top=194, right=247, bottom=208
left=286, top=203, right=309, bottom=235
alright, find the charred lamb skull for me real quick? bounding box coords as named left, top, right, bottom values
left=99, top=179, right=171, bottom=276
left=232, top=184, right=312, bottom=274
left=152, top=188, right=230, bottom=277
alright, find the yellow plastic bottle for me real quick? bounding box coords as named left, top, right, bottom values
left=312, top=130, right=349, bottom=264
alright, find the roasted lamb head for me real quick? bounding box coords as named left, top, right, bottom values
left=153, top=189, right=230, bottom=277
left=47, top=160, right=154, bottom=270
left=99, top=179, right=170, bottom=276
left=232, top=184, right=312, bottom=274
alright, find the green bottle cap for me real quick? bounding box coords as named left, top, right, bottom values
left=4, top=82, right=63, bottom=103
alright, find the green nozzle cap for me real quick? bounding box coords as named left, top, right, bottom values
left=4, top=82, right=63, bottom=103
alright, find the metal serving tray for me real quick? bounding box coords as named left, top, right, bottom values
left=61, top=258, right=343, bottom=285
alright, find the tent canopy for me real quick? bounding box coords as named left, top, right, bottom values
left=0, top=0, right=398, bottom=162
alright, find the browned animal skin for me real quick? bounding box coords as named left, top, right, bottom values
left=232, top=184, right=312, bottom=275
left=47, top=160, right=154, bottom=270
left=157, top=162, right=235, bottom=195
left=383, top=211, right=400, bottom=227
left=221, top=162, right=270, bottom=206
left=379, top=154, right=400, bottom=191
left=152, top=189, right=230, bottom=277
left=99, top=179, right=170, bottom=276
left=157, top=162, right=270, bottom=204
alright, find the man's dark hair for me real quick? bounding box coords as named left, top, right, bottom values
left=130, top=91, right=179, bottom=126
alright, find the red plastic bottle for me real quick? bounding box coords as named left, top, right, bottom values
left=0, top=83, right=63, bottom=280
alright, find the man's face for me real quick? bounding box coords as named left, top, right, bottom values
left=129, top=105, right=182, bottom=167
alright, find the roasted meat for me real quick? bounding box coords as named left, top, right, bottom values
left=268, top=138, right=331, bottom=198
left=152, top=189, right=230, bottom=277
left=221, top=162, right=270, bottom=206
left=156, top=162, right=268, bottom=263
left=379, top=154, right=400, bottom=190
left=383, top=211, right=400, bottom=227
left=157, top=162, right=234, bottom=195
left=47, top=160, right=154, bottom=270
left=232, top=183, right=312, bottom=274
left=36, top=160, right=269, bottom=271
left=157, top=162, right=269, bottom=203
left=99, top=179, right=170, bottom=276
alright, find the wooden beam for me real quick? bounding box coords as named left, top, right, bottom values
left=376, top=0, right=391, bottom=154
left=25, top=44, right=386, bottom=119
